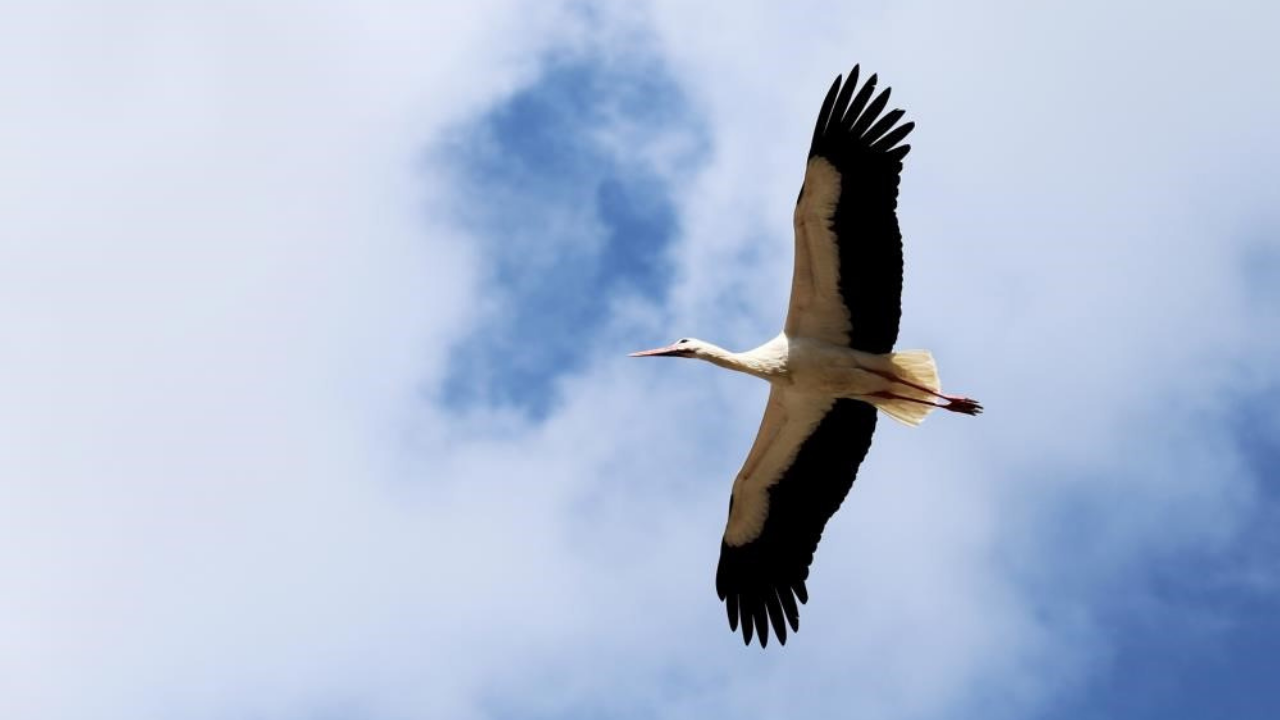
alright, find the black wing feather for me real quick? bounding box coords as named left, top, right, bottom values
left=809, top=77, right=843, bottom=154
left=829, top=67, right=860, bottom=130
left=871, top=122, right=915, bottom=153
left=715, top=401, right=878, bottom=647
left=839, top=72, right=877, bottom=131
left=849, top=88, right=891, bottom=137
left=805, top=68, right=912, bottom=354
left=863, top=108, right=905, bottom=145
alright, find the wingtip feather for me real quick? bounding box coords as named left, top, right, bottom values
left=779, top=589, right=801, bottom=632
left=752, top=603, right=769, bottom=648
left=767, top=591, right=788, bottom=645
left=871, top=121, right=915, bottom=152
left=850, top=87, right=892, bottom=137
left=840, top=74, right=878, bottom=131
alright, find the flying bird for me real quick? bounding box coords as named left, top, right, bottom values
left=630, top=66, right=981, bottom=648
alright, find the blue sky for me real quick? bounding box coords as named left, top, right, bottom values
left=1053, top=396, right=1280, bottom=720
left=2, top=2, right=1278, bottom=719
left=436, top=53, right=699, bottom=415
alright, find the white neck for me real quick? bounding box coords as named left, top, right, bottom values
left=696, top=339, right=786, bottom=380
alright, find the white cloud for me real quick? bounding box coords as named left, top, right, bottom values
left=0, top=3, right=579, bottom=718
left=3, top=2, right=1279, bottom=720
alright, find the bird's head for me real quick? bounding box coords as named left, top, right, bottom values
left=628, top=337, right=704, bottom=359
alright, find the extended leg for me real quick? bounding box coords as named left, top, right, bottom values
left=866, top=369, right=982, bottom=414
left=870, top=390, right=983, bottom=416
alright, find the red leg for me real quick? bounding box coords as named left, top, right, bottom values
left=867, top=369, right=982, bottom=412
left=871, top=391, right=983, bottom=416
left=870, top=391, right=937, bottom=407
left=865, top=368, right=944, bottom=398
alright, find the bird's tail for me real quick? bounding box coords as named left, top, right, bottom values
left=868, top=350, right=940, bottom=427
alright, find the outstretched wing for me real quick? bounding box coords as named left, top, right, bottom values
left=715, top=67, right=911, bottom=647
left=786, top=66, right=913, bottom=354
left=716, top=390, right=878, bottom=647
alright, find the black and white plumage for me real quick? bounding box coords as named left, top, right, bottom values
left=630, top=66, right=981, bottom=647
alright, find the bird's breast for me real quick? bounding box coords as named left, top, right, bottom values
left=782, top=339, right=890, bottom=396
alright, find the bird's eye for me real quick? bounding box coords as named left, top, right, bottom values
left=677, top=338, right=690, bottom=344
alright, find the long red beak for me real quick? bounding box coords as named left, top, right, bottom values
left=628, top=344, right=683, bottom=357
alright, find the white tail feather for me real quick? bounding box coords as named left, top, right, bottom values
left=868, top=350, right=940, bottom=427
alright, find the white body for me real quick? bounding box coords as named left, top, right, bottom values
left=694, top=333, right=940, bottom=424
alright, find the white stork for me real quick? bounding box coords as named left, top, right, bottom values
left=630, top=66, right=981, bottom=647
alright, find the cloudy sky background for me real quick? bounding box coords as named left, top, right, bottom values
left=3, top=2, right=1279, bottom=718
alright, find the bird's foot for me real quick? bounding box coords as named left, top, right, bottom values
left=940, top=396, right=982, bottom=416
